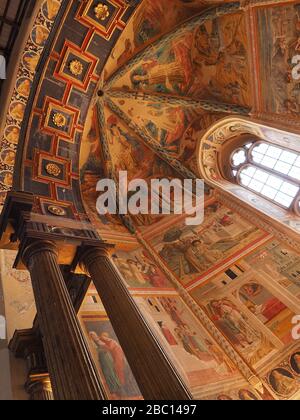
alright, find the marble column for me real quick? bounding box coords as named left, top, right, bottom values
left=79, top=245, right=192, bottom=401
left=22, top=240, right=106, bottom=401
left=25, top=374, right=53, bottom=400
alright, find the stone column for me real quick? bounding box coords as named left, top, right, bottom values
left=25, top=374, right=53, bottom=401
left=79, top=246, right=192, bottom=401
left=22, top=240, right=106, bottom=400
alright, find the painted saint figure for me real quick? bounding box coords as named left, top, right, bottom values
left=209, top=298, right=259, bottom=350
left=89, top=331, right=121, bottom=397
left=291, top=352, right=300, bottom=375
left=269, top=368, right=298, bottom=397
left=89, top=331, right=140, bottom=398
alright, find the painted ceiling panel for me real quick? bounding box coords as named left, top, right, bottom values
left=80, top=106, right=129, bottom=235
left=104, top=0, right=222, bottom=79
left=106, top=8, right=251, bottom=107
left=108, top=95, right=201, bottom=156
left=2, top=0, right=300, bottom=233
left=102, top=103, right=156, bottom=180
left=80, top=102, right=181, bottom=230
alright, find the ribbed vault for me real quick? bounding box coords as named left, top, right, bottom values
left=80, top=1, right=252, bottom=230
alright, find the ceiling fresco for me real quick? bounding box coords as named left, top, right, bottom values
left=1, top=0, right=300, bottom=234
left=256, top=3, right=300, bottom=118
left=1, top=1, right=300, bottom=400
left=0, top=0, right=63, bottom=202
left=3, top=0, right=141, bottom=220
left=104, top=0, right=229, bottom=79
left=106, top=9, right=251, bottom=106
left=105, top=93, right=224, bottom=173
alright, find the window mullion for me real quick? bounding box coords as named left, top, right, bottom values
left=248, top=157, right=300, bottom=187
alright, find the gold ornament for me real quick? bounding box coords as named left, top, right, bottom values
left=52, top=113, right=66, bottom=128
left=94, top=3, right=110, bottom=21
left=45, top=163, right=61, bottom=177
left=69, top=59, right=83, bottom=77
left=48, top=205, right=66, bottom=216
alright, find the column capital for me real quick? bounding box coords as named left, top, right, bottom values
left=76, top=243, right=115, bottom=275
left=21, top=240, right=58, bottom=269
left=25, top=374, right=53, bottom=401
left=23, top=241, right=105, bottom=399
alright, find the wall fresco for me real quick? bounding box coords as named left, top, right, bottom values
left=112, top=248, right=172, bottom=289
left=149, top=201, right=266, bottom=287
left=80, top=310, right=142, bottom=400
left=256, top=3, right=300, bottom=117
left=190, top=239, right=300, bottom=368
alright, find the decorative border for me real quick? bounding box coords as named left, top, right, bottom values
left=0, top=0, right=63, bottom=196
left=76, top=0, right=127, bottom=40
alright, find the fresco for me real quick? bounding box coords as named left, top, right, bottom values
left=16, top=78, right=32, bottom=98
left=80, top=287, right=253, bottom=399
left=42, top=0, right=61, bottom=21
left=256, top=3, right=300, bottom=116
left=112, top=248, right=172, bottom=289
left=136, top=294, right=241, bottom=392
left=103, top=106, right=156, bottom=180
left=79, top=107, right=129, bottom=233
left=82, top=315, right=142, bottom=400
left=104, top=0, right=219, bottom=78
left=190, top=238, right=300, bottom=367
left=31, top=25, right=50, bottom=47
left=108, top=96, right=200, bottom=157
left=0, top=250, right=36, bottom=340
left=238, top=283, right=295, bottom=344
left=291, top=351, right=300, bottom=376
left=149, top=201, right=266, bottom=286
left=204, top=386, right=267, bottom=401
left=193, top=280, right=296, bottom=348
left=108, top=96, right=222, bottom=174
left=111, top=11, right=251, bottom=106
left=242, top=240, right=300, bottom=300
left=88, top=106, right=186, bottom=226
left=204, top=296, right=275, bottom=366
left=80, top=105, right=185, bottom=228
left=264, top=349, right=300, bottom=400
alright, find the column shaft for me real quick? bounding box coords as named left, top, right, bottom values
left=26, top=374, right=54, bottom=400
left=81, top=247, right=192, bottom=401
left=23, top=241, right=106, bottom=400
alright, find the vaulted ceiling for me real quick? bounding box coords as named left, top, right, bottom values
left=0, top=0, right=299, bottom=235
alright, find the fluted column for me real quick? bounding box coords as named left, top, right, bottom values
left=25, top=374, right=53, bottom=401
left=79, top=246, right=192, bottom=401
left=22, top=240, right=106, bottom=401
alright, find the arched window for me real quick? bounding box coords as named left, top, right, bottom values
left=230, top=141, right=300, bottom=215
left=198, top=117, right=300, bottom=233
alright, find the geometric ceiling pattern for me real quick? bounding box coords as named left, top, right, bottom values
left=0, top=0, right=141, bottom=216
